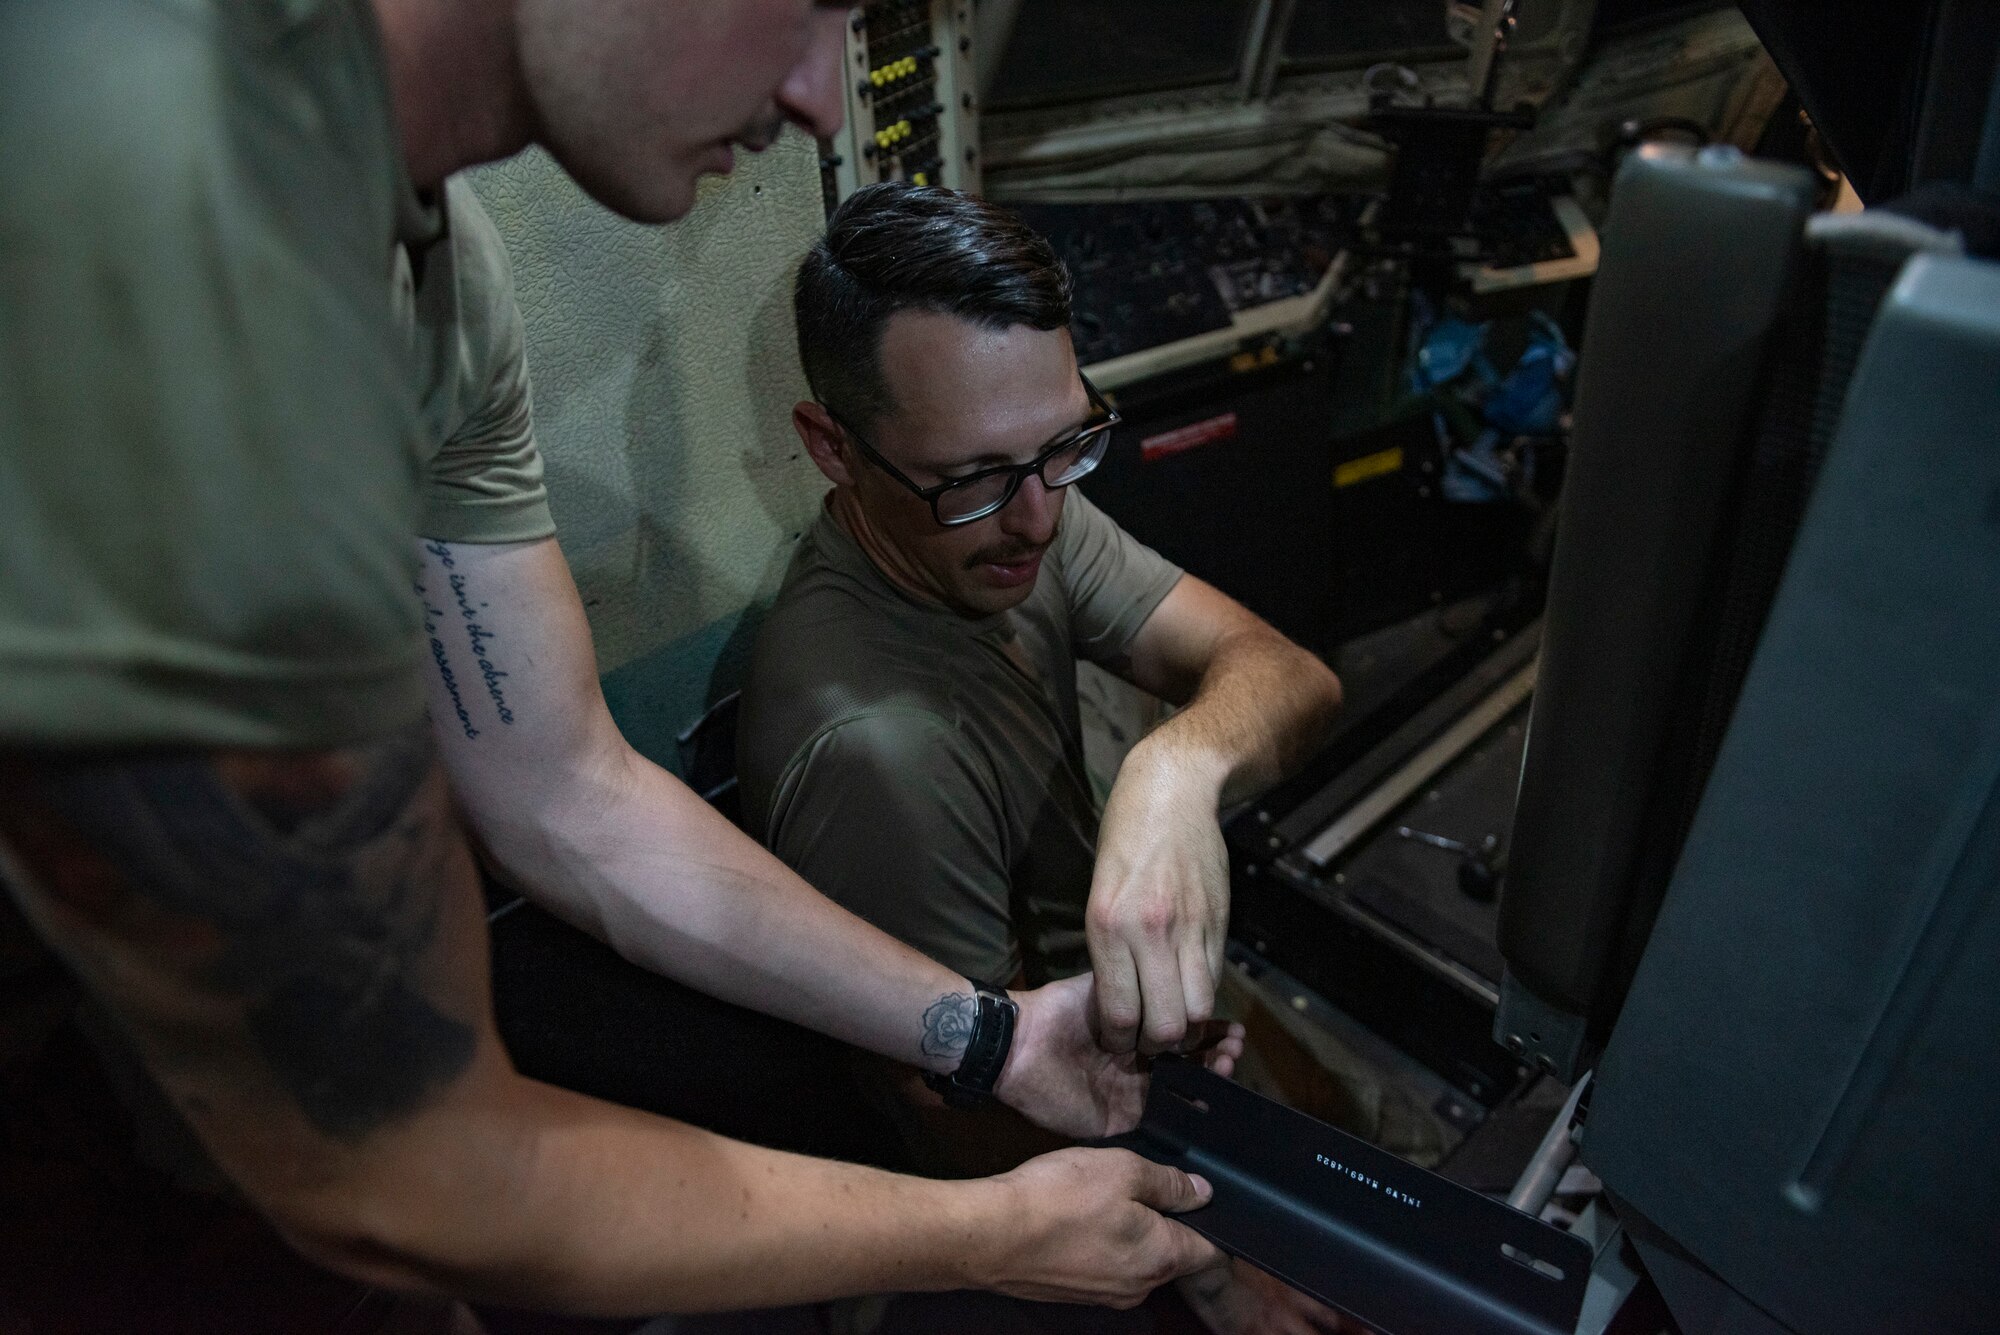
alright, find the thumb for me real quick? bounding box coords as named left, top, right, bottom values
left=1130, top=1156, right=1214, bottom=1214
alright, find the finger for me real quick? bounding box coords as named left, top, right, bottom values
left=1179, top=930, right=1216, bottom=1027
left=1157, top=1217, right=1226, bottom=1281
left=1129, top=1155, right=1213, bottom=1213
left=1303, top=1296, right=1351, bottom=1333
left=1091, top=938, right=1144, bottom=1054
left=1306, top=1302, right=1350, bottom=1333
left=1178, top=1017, right=1238, bottom=1054
left=1135, top=938, right=1190, bottom=1052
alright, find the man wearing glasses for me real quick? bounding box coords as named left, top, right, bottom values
left=742, top=181, right=1344, bottom=1104
left=740, top=182, right=1348, bottom=1330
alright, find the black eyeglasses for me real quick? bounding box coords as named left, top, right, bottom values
left=827, top=374, right=1121, bottom=527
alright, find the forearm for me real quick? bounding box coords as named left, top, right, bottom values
left=0, top=741, right=997, bottom=1316
left=287, top=1066, right=994, bottom=1314
left=472, top=748, right=975, bottom=1072
left=1133, top=628, right=1340, bottom=808
left=417, top=536, right=975, bottom=1072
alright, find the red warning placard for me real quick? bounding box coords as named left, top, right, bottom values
left=1140, top=412, right=1239, bottom=462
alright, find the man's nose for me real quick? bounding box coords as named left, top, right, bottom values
left=778, top=7, right=850, bottom=139
left=1000, top=472, right=1060, bottom=545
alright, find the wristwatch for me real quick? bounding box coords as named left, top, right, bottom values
left=921, top=981, right=1018, bottom=1109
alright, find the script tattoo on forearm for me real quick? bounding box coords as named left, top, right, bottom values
left=419, top=578, right=479, bottom=740
left=919, top=991, right=976, bottom=1062
left=23, top=732, right=475, bottom=1141
left=418, top=540, right=516, bottom=738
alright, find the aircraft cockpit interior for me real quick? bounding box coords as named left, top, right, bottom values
left=2, top=2, right=1994, bottom=1333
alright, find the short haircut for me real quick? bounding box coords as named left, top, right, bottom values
left=794, top=183, right=1073, bottom=431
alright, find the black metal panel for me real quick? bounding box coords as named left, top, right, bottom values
left=1586, top=252, right=2000, bottom=1335
left=1494, top=146, right=1816, bottom=1072
left=985, top=0, right=1256, bottom=109
left=1282, top=0, right=1457, bottom=70
left=1237, top=868, right=1529, bottom=1108
left=1086, top=350, right=1343, bottom=654
left=1117, top=1059, right=1591, bottom=1335
left=1738, top=0, right=2000, bottom=204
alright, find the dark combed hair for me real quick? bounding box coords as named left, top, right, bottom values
left=794, top=183, right=1073, bottom=430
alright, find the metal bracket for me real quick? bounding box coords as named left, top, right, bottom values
left=1116, top=1060, right=1591, bottom=1335
left=1495, top=970, right=1591, bottom=1082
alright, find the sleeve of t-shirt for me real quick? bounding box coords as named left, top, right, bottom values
left=0, top=3, right=427, bottom=750
left=764, top=712, right=1019, bottom=987
left=417, top=180, right=556, bottom=545
left=1054, top=489, right=1184, bottom=668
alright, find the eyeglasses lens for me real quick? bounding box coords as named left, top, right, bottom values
left=1043, top=428, right=1110, bottom=486
left=932, top=425, right=1114, bottom=526
left=935, top=473, right=1015, bottom=524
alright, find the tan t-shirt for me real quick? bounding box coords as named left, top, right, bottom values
left=0, top=0, right=552, bottom=751
left=738, top=491, right=1182, bottom=987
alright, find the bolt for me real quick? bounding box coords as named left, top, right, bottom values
left=1504, top=1033, right=1525, bottom=1054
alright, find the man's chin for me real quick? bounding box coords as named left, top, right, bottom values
left=563, top=155, right=700, bottom=226
left=954, top=568, right=1043, bottom=617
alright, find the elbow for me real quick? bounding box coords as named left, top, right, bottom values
left=1287, top=643, right=1343, bottom=753
left=257, top=1156, right=523, bottom=1301
left=265, top=1177, right=477, bottom=1298
left=1318, top=654, right=1345, bottom=718
left=1273, top=633, right=1342, bottom=724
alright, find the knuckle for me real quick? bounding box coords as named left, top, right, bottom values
left=1101, top=1001, right=1142, bottom=1033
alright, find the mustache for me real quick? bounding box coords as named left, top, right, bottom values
left=734, top=113, right=788, bottom=152
left=964, top=543, right=1049, bottom=570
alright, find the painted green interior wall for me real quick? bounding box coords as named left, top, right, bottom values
left=469, top=133, right=830, bottom=773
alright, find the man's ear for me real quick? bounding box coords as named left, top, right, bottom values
left=793, top=401, right=857, bottom=488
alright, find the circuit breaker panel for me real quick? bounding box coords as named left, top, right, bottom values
left=822, top=0, right=980, bottom=211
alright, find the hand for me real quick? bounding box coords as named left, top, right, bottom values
left=977, top=1147, right=1224, bottom=1308
left=1180, top=1256, right=1353, bottom=1334
left=1086, top=740, right=1232, bottom=1053
left=997, top=973, right=1244, bottom=1138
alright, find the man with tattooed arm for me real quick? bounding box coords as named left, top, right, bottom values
left=0, top=0, right=1239, bottom=1320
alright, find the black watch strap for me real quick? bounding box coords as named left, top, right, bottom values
left=921, top=982, right=1018, bottom=1109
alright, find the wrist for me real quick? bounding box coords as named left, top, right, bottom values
left=942, top=1174, right=1020, bottom=1291
left=1125, top=731, right=1231, bottom=808
left=991, top=988, right=1032, bottom=1109
left=921, top=982, right=1016, bottom=1106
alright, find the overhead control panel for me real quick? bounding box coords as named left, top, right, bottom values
left=822, top=0, right=980, bottom=212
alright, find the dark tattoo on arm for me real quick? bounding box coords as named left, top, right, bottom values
left=18, top=731, right=475, bottom=1142
left=919, top=992, right=976, bottom=1062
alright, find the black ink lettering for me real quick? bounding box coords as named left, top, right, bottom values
left=416, top=580, right=478, bottom=741
left=447, top=572, right=515, bottom=726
